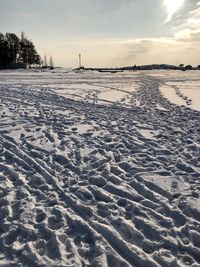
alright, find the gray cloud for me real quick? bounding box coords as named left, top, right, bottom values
left=121, top=40, right=153, bottom=60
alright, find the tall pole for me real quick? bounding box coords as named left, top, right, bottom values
left=79, top=54, right=81, bottom=68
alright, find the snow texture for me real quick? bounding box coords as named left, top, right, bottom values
left=0, top=69, right=200, bottom=267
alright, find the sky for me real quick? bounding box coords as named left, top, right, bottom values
left=0, top=0, right=200, bottom=67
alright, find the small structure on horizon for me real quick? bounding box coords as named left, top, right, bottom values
left=78, top=54, right=84, bottom=69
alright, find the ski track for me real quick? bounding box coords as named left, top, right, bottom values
left=0, top=70, right=200, bottom=267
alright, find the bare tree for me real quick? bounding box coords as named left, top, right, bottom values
left=43, top=54, right=47, bottom=68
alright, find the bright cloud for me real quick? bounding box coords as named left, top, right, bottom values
left=163, top=0, right=185, bottom=23
left=174, top=1, right=200, bottom=40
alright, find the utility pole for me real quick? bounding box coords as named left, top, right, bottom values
left=79, top=54, right=82, bottom=68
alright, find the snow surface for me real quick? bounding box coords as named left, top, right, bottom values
left=153, top=70, right=200, bottom=111
left=0, top=69, right=200, bottom=267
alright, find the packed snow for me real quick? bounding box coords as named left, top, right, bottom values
left=0, top=69, right=200, bottom=267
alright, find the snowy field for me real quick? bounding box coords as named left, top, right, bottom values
left=0, top=69, right=200, bottom=267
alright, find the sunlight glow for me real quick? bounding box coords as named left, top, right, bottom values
left=164, top=0, right=185, bottom=23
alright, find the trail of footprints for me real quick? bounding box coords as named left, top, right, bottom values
left=172, top=85, right=192, bottom=106
left=0, top=76, right=200, bottom=267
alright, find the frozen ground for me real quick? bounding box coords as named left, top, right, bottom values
left=0, top=69, right=200, bottom=267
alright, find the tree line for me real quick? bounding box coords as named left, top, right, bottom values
left=0, top=32, right=41, bottom=68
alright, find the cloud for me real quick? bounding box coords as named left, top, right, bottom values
left=174, top=1, right=200, bottom=41
left=163, top=0, right=186, bottom=24
left=43, top=36, right=200, bottom=67
left=0, top=11, right=33, bottom=18
left=114, top=40, right=153, bottom=65
left=35, top=0, right=200, bottom=67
